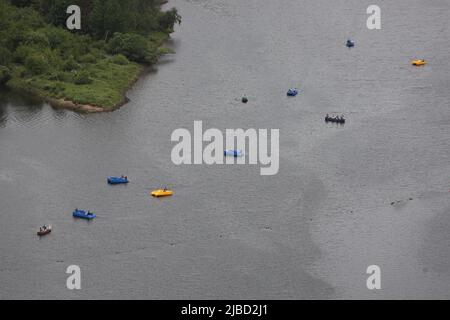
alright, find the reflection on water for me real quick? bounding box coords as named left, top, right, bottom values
left=0, top=88, right=89, bottom=129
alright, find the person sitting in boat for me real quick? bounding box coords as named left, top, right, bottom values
left=163, top=187, right=167, bottom=192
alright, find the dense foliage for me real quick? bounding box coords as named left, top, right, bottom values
left=8, top=0, right=181, bottom=37
left=0, top=66, right=12, bottom=85
left=0, top=0, right=181, bottom=108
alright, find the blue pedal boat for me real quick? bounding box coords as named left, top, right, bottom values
left=73, top=209, right=96, bottom=220
left=107, top=176, right=129, bottom=184
left=224, top=150, right=243, bottom=157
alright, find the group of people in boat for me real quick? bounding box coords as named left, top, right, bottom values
left=39, top=225, right=48, bottom=232
left=120, top=175, right=128, bottom=179
left=325, top=114, right=346, bottom=123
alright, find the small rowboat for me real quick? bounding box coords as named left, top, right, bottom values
left=107, top=176, right=129, bottom=184
left=325, top=116, right=346, bottom=124
left=73, top=209, right=96, bottom=220
left=287, top=88, right=298, bottom=96
left=151, top=189, right=173, bottom=197
left=37, top=225, right=52, bottom=236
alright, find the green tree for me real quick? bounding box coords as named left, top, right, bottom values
left=103, top=0, right=125, bottom=39
left=111, top=54, right=129, bottom=65
left=10, top=0, right=33, bottom=7
left=0, top=47, right=12, bottom=66
left=158, top=8, right=181, bottom=32
left=25, top=53, right=48, bottom=75
left=14, top=45, right=33, bottom=63
left=62, top=55, right=79, bottom=71
left=24, top=30, right=50, bottom=47
left=0, top=66, right=12, bottom=85
left=107, top=32, right=154, bottom=63
left=90, top=0, right=107, bottom=39
left=46, top=0, right=72, bottom=27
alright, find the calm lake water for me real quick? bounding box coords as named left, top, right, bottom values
left=1, top=0, right=449, bottom=299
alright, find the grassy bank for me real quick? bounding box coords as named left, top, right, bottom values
left=8, top=32, right=170, bottom=111
left=0, top=0, right=180, bottom=112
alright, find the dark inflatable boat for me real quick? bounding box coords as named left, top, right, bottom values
left=325, top=116, right=346, bottom=124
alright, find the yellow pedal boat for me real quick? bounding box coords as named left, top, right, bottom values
left=151, top=189, right=173, bottom=197
left=412, top=59, right=426, bottom=66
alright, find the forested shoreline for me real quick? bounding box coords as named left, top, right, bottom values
left=0, top=0, right=181, bottom=111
